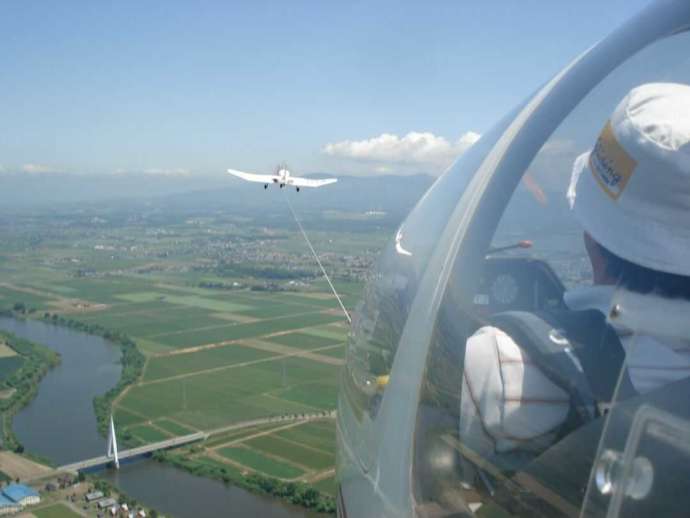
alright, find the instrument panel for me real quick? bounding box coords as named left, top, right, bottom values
left=473, top=256, right=566, bottom=313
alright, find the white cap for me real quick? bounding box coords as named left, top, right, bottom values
left=568, top=82, right=690, bottom=276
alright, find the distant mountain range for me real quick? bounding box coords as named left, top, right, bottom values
left=0, top=172, right=435, bottom=219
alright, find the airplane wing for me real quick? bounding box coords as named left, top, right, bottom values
left=290, top=177, right=338, bottom=188
left=227, top=168, right=279, bottom=184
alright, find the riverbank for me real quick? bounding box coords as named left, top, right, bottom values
left=156, top=449, right=336, bottom=514
left=0, top=325, right=60, bottom=455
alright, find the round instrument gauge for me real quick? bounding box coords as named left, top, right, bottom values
left=490, top=273, right=519, bottom=305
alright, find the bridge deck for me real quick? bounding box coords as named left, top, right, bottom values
left=60, top=432, right=208, bottom=472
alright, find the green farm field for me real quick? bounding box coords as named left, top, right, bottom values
left=267, top=331, right=344, bottom=350
left=181, top=419, right=339, bottom=490
left=142, top=344, right=276, bottom=381
left=0, top=208, right=383, bottom=506
left=153, top=418, right=196, bottom=436
left=146, top=311, right=343, bottom=350
left=218, top=446, right=305, bottom=479
left=129, top=424, right=171, bottom=443
left=32, top=503, right=83, bottom=518
left=247, top=435, right=334, bottom=470
left=119, top=354, right=340, bottom=429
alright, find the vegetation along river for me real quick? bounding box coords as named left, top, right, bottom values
left=0, top=316, right=313, bottom=518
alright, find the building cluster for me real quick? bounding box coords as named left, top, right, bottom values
left=0, top=483, right=40, bottom=515
left=87, top=491, right=147, bottom=517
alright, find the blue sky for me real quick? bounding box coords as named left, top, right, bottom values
left=0, top=0, right=653, bottom=177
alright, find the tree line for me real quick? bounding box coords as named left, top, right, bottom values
left=0, top=328, right=60, bottom=454
left=155, top=450, right=336, bottom=514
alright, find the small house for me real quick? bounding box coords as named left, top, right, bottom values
left=86, top=490, right=105, bottom=502
left=98, top=497, right=117, bottom=510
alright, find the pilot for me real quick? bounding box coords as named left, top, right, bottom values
left=459, top=82, right=690, bottom=471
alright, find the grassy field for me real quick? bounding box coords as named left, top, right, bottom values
left=143, top=344, right=276, bottom=381
left=272, top=381, right=338, bottom=409
left=247, top=435, right=334, bottom=469
left=119, top=354, right=339, bottom=430
left=77, top=304, right=232, bottom=339
left=117, top=292, right=253, bottom=313
left=113, top=406, right=146, bottom=427
left=301, top=326, right=348, bottom=341
left=184, top=419, right=339, bottom=491
left=318, top=346, right=345, bottom=359
left=146, top=312, right=343, bottom=350
left=0, top=286, right=56, bottom=310
left=218, top=446, right=305, bottom=479
left=128, top=424, right=171, bottom=442
left=274, top=420, right=335, bottom=453
left=267, top=331, right=344, bottom=350
left=32, top=503, right=83, bottom=518
left=235, top=303, right=317, bottom=319
left=204, top=423, right=285, bottom=448
left=154, top=418, right=196, bottom=436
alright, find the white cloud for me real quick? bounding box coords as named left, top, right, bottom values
left=322, top=131, right=480, bottom=173
left=21, top=163, right=59, bottom=174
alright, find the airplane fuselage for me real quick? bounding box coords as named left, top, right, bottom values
left=274, top=168, right=291, bottom=187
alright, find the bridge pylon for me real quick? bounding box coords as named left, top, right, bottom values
left=105, top=415, right=120, bottom=469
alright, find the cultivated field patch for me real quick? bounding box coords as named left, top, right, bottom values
left=149, top=312, right=343, bottom=349
left=274, top=420, right=335, bottom=453
left=134, top=338, right=171, bottom=355
left=270, top=381, right=338, bottom=410
left=117, top=292, right=252, bottom=314
left=128, top=424, right=171, bottom=443
left=301, top=326, right=349, bottom=342
left=81, top=304, right=230, bottom=338
left=267, top=332, right=343, bottom=350
left=114, top=407, right=146, bottom=427
left=217, top=446, right=304, bottom=479
left=247, top=435, right=334, bottom=470
left=154, top=418, right=196, bottom=436
left=317, top=346, right=345, bottom=359
left=143, top=343, right=275, bottom=382
left=33, top=503, right=83, bottom=518
left=57, top=279, right=160, bottom=304
left=205, top=423, right=285, bottom=448
left=235, top=302, right=316, bottom=319
left=0, top=286, right=56, bottom=309
left=120, top=356, right=338, bottom=429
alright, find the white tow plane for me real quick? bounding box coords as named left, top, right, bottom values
left=227, top=166, right=337, bottom=192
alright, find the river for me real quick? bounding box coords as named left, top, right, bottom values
left=0, top=316, right=315, bottom=518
